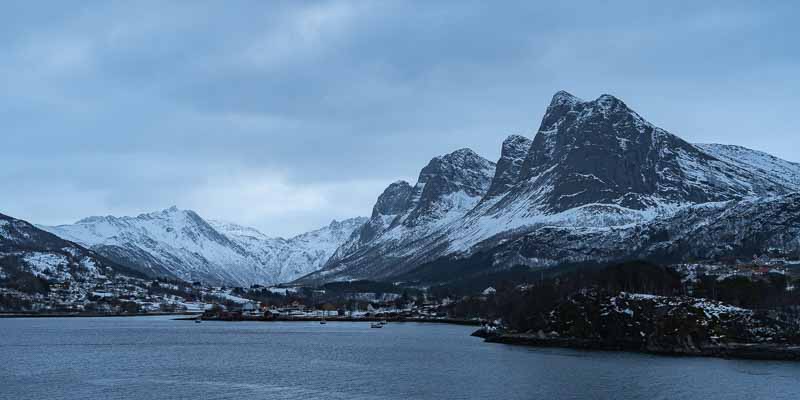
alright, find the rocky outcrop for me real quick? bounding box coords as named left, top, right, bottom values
left=484, top=135, right=533, bottom=199
left=484, top=290, right=800, bottom=360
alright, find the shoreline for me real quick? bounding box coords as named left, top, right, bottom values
left=482, top=333, right=800, bottom=361
left=177, top=315, right=480, bottom=326
left=8, top=311, right=798, bottom=361
left=0, top=312, right=196, bottom=319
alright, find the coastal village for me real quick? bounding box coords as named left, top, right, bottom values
left=3, top=253, right=800, bottom=321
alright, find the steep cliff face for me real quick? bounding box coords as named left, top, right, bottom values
left=493, top=91, right=788, bottom=216
left=484, top=135, right=533, bottom=199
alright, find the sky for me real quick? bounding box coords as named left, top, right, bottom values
left=1, top=1, right=798, bottom=237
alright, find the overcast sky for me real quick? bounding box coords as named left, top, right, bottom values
left=1, top=1, right=798, bottom=237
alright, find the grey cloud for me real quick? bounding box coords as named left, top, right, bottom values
left=1, top=1, right=797, bottom=236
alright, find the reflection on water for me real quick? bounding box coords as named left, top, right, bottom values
left=2, top=316, right=800, bottom=400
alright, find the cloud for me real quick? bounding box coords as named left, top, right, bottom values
left=0, top=1, right=797, bottom=236
left=239, top=1, right=362, bottom=70
left=182, top=169, right=387, bottom=236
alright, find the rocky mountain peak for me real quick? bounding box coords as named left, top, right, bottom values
left=595, top=93, right=626, bottom=108
left=423, top=148, right=490, bottom=175
left=485, top=134, right=533, bottom=198
left=325, top=217, right=368, bottom=231
left=302, top=91, right=800, bottom=285
left=511, top=91, right=791, bottom=213
left=371, top=180, right=413, bottom=219
left=75, top=215, right=114, bottom=225
left=404, top=149, right=495, bottom=226
left=417, top=148, right=495, bottom=194
left=549, top=90, right=582, bottom=108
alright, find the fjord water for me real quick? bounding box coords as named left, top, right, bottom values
left=2, top=317, right=799, bottom=400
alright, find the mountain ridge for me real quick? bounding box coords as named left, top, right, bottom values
left=41, top=207, right=367, bottom=286
left=298, top=91, right=800, bottom=284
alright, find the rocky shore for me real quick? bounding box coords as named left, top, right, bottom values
left=475, top=290, right=800, bottom=361
left=482, top=332, right=800, bottom=361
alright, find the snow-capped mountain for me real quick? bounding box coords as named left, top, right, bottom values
left=209, top=217, right=367, bottom=285
left=299, top=91, right=800, bottom=284
left=41, top=207, right=366, bottom=286
left=315, top=149, right=496, bottom=280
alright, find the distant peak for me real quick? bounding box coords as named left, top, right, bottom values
left=75, top=215, right=113, bottom=224
left=423, top=147, right=495, bottom=175
left=549, top=90, right=583, bottom=108
left=595, top=93, right=627, bottom=109
left=447, top=148, right=491, bottom=163
left=328, top=217, right=367, bottom=227
left=137, top=206, right=195, bottom=220
left=447, top=148, right=478, bottom=157
left=389, top=180, right=411, bottom=187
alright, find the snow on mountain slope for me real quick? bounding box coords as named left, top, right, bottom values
left=209, top=217, right=367, bottom=284
left=1, top=212, right=136, bottom=291
left=304, top=149, right=496, bottom=281
left=696, top=143, right=800, bottom=192
left=301, top=91, right=800, bottom=284
left=482, top=192, right=800, bottom=271
left=42, top=207, right=366, bottom=286
left=444, top=92, right=799, bottom=255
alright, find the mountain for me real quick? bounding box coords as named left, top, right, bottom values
left=1, top=213, right=143, bottom=305
left=300, top=91, right=800, bottom=284
left=209, top=217, right=367, bottom=285
left=313, top=149, right=496, bottom=281
left=41, top=207, right=366, bottom=286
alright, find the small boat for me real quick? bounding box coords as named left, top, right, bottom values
left=319, top=320, right=327, bottom=325
left=380, top=320, right=388, bottom=325
left=195, top=316, right=202, bottom=324
left=370, top=322, right=383, bottom=328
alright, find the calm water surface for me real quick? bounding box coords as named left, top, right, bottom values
left=1, top=316, right=799, bottom=399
